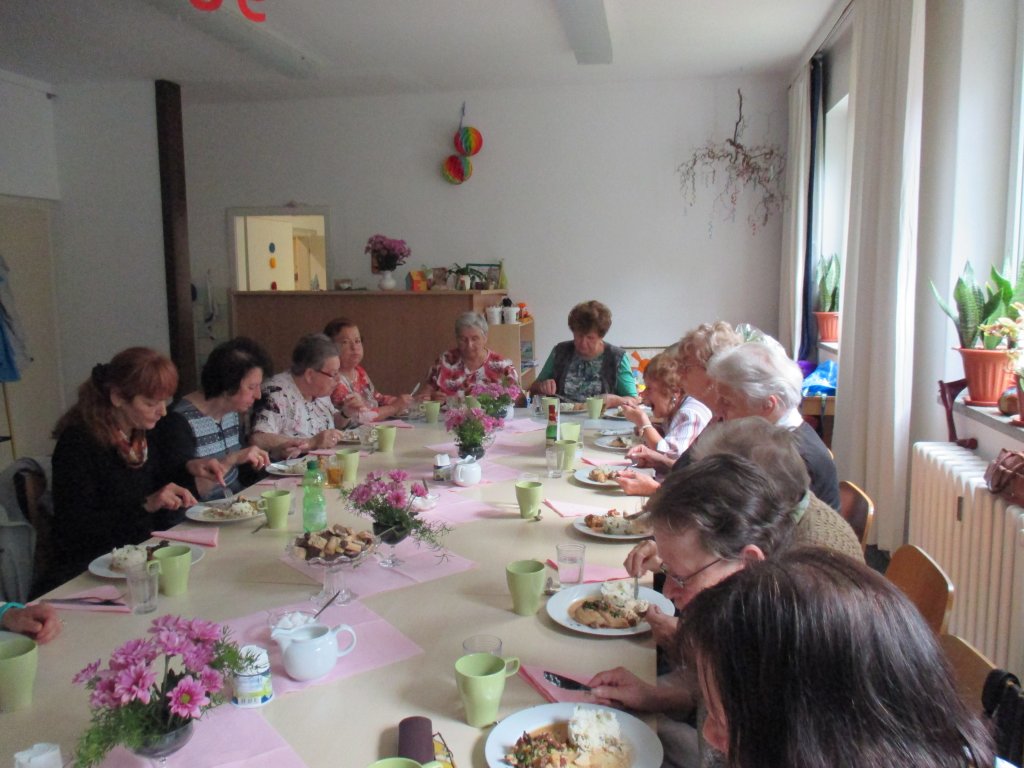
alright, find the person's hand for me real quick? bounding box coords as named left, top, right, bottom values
left=587, top=667, right=659, bottom=711
left=645, top=605, right=679, bottom=650
left=4, top=603, right=61, bottom=643
left=313, top=429, right=345, bottom=449
left=613, top=469, right=661, bottom=496
left=233, top=445, right=271, bottom=470
left=604, top=394, right=640, bottom=409
left=534, top=379, right=557, bottom=396
left=392, top=394, right=415, bottom=413
left=624, top=539, right=661, bottom=577
left=625, top=444, right=659, bottom=468
left=144, top=483, right=196, bottom=513
left=278, top=439, right=309, bottom=460
left=187, top=457, right=227, bottom=486
left=619, top=402, right=647, bottom=428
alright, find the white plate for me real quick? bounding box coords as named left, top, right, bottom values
left=484, top=702, right=663, bottom=768
left=267, top=459, right=307, bottom=476
left=559, top=401, right=587, bottom=414
left=594, top=434, right=634, bottom=452
left=546, top=583, right=674, bottom=637
left=88, top=545, right=205, bottom=579
left=573, top=467, right=655, bottom=488
left=185, top=503, right=261, bottom=524
left=572, top=517, right=651, bottom=541
left=603, top=406, right=652, bottom=420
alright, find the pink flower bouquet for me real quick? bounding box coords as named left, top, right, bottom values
left=72, top=615, right=249, bottom=766
left=470, top=378, right=522, bottom=419
left=445, top=405, right=503, bottom=455
left=365, top=234, right=411, bottom=272
left=345, top=469, right=451, bottom=550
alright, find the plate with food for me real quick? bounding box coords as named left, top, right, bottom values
left=338, top=430, right=362, bottom=444
left=266, top=459, right=308, bottom=476
left=546, top=581, right=674, bottom=637
left=485, top=702, right=663, bottom=768
left=572, top=511, right=651, bottom=540
left=185, top=497, right=261, bottom=523
left=594, top=434, right=633, bottom=452
left=88, top=543, right=205, bottom=579
left=559, top=401, right=587, bottom=414
left=603, top=406, right=652, bottom=421
left=573, top=466, right=655, bottom=488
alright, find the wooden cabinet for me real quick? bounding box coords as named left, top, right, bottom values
left=230, top=289, right=526, bottom=395
left=487, top=317, right=536, bottom=388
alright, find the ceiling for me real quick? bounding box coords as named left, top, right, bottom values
left=0, top=0, right=841, bottom=103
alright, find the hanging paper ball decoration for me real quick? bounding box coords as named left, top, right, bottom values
left=454, top=126, right=483, bottom=156
left=442, top=155, right=473, bottom=184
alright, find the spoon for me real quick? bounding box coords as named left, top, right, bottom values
left=312, top=590, right=342, bottom=620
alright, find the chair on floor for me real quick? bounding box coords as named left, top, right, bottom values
left=939, top=634, right=994, bottom=716
left=838, top=480, right=874, bottom=553
left=885, top=544, right=954, bottom=634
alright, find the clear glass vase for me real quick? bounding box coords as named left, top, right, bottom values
left=132, top=720, right=194, bottom=765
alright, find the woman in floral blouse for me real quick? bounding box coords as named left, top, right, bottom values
left=423, top=312, right=519, bottom=400
left=324, top=317, right=414, bottom=424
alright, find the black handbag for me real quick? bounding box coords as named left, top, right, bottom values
left=983, top=669, right=1024, bottom=765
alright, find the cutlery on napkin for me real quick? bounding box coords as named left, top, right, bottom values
left=519, top=665, right=593, bottom=704
left=543, top=670, right=591, bottom=691
left=38, top=585, right=129, bottom=613
left=150, top=528, right=219, bottom=547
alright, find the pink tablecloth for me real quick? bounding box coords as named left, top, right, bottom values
left=99, top=703, right=308, bottom=767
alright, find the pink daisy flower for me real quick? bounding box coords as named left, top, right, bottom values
left=167, top=676, right=209, bottom=719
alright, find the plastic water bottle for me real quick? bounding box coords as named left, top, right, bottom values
left=302, top=460, right=327, bottom=532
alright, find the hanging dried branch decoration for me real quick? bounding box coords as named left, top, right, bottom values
left=677, top=89, right=785, bottom=234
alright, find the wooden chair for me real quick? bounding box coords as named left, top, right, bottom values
left=838, top=480, right=874, bottom=553
left=15, top=467, right=52, bottom=597
left=939, top=634, right=994, bottom=716
left=885, top=544, right=954, bottom=634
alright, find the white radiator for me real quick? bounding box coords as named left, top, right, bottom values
left=909, top=442, right=1024, bottom=673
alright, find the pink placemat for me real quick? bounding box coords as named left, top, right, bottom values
left=99, top=696, right=308, bottom=767
left=448, top=459, right=520, bottom=485
left=542, top=498, right=609, bottom=518
left=420, top=497, right=507, bottom=525
left=222, top=599, right=422, bottom=697
left=151, top=527, right=219, bottom=547
left=519, top=664, right=594, bottom=704
left=39, top=584, right=129, bottom=613
left=280, top=545, right=476, bottom=599
left=502, top=418, right=547, bottom=434
left=376, top=419, right=414, bottom=428
left=545, top=559, right=631, bottom=583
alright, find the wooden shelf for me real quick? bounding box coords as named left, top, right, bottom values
left=487, top=317, right=536, bottom=388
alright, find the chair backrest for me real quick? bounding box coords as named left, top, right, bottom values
left=838, top=479, right=874, bottom=553
left=15, top=468, right=50, bottom=595
left=939, top=633, right=995, bottom=716
left=885, top=544, right=954, bottom=634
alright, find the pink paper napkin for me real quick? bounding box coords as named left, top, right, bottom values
left=449, top=459, right=520, bottom=486
left=542, top=498, right=610, bottom=518
left=151, top=527, right=219, bottom=547
left=545, top=559, right=631, bottom=583
left=519, top=664, right=594, bottom=704
left=221, top=600, right=422, bottom=697
left=99, top=701, right=308, bottom=767
left=582, top=456, right=632, bottom=467
left=502, top=418, right=547, bottom=434
left=41, top=584, right=129, bottom=613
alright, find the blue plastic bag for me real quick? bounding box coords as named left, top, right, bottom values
left=802, top=360, right=837, bottom=396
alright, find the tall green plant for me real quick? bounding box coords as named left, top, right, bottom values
left=815, top=254, right=840, bottom=312
left=930, top=262, right=1011, bottom=349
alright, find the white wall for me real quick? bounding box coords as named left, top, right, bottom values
left=0, top=72, right=59, bottom=200
left=184, top=77, right=787, bottom=361
left=51, top=81, right=169, bottom=401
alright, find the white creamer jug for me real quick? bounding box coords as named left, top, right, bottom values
left=271, top=622, right=357, bottom=681
left=452, top=457, right=482, bottom=487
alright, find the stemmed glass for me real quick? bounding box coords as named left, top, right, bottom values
left=373, top=524, right=409, bottom=568
left=285, top=539, right=377, bottom=607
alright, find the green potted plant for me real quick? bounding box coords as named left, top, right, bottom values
left=813, top=253, right=841, bottom=342
left=449, top=263, right=487, bottom=291
left=931, top=261, right=1015, bottom=405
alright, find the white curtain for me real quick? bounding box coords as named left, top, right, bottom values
left=835, top=0, right=924, bottom=551
left=778, top=66, right=811, bottom=358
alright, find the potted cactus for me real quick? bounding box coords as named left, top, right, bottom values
left=931, top=262, right=1016, bottom=406
left=813, top=253, right=841, bottom=342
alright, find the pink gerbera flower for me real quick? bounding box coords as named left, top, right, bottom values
left=113, top=662, right=156, bottom=705
left=73, top=659, right=102, bottom=686
left=199, top=667, right=224, bottom=695
left=167, top=676, right=209, bottom=719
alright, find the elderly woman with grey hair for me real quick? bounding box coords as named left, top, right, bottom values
left=423, top=312, right=519, bottom=400
left=251, top=333, right=348, bottom=457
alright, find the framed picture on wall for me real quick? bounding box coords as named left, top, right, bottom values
left=467, top=263, right=501, bottom=289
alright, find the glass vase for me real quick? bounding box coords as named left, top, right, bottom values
left=132, top=720, right=194, bottom=765
left=373, top=522, right=409, bottom=568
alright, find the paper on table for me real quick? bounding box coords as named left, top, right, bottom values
left=545, top=559, right=630, bottom=583
left=150, top=527, right=219, bottom=547
left=221, top=600, right=422, bottom=697
left=519, top=664, right=594, bottom=704
left=501, top=417, right=548, bottom=434
left=542, top=498, right=610, bottom=518
left=40, top=584, right=129, bottom=614
left=98, top=701, right=308, bottom=767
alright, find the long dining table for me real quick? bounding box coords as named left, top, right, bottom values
left=3, top=411, right=658, bottom=767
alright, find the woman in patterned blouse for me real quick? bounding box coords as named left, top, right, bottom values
left=324, top=317, right=415, bottom=424
left=423, top=312, right=519, bottom=400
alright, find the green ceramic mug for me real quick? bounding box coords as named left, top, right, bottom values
left=454, top=652, right=520, bottom=727
left=586, top=396, right=605, bottom=419
left=337, top=447, right=360, bottom=486
left=422, top=401, right=441, bottom=424
left=505, top=559, right=545, bottom=615
left=366, top=759, right=442, bottom=768
left=258, top=489, right=291, bottom=529
left=153, top=545, right=192, bottom=596
left=556, top=439, right=578, bottom=471
left=515, top=480, right=543, bottom=519
left=559, top=422, right=581, bottom=443
left=376, top=425, right=398, bottom=453
left=0, top=634, right=37, bottom=711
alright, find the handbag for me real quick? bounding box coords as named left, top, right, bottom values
left=983, top=669, right=1024, bottom=765
left=984, top=449, right=1024, bottom=507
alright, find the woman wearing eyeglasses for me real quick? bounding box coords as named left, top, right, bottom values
left=251, top=333, right=347, bottom=457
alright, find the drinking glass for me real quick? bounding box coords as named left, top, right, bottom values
left=545, top=445, right=563, bottom=478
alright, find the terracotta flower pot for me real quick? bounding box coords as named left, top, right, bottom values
left=814, top=311, right=839, bottom=343
left=957, top=347, right=1013, bottom=406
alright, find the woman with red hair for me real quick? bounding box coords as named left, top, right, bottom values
left=51, top=348, right=221, bottom=581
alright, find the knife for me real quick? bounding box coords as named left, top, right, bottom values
left=543, top=671, right=591, bottom=692
left=40, top=596, right=127, bottom=607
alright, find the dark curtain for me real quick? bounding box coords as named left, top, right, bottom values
left=798, top=55, right=825, bottom=363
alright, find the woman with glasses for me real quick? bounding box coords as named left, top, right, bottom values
left=251, top=333, right=347, bottom=456
left=422, top=312, right=519, bottom=401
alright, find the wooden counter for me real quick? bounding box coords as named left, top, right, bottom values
left=231, top=290, right=521, bottom=394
